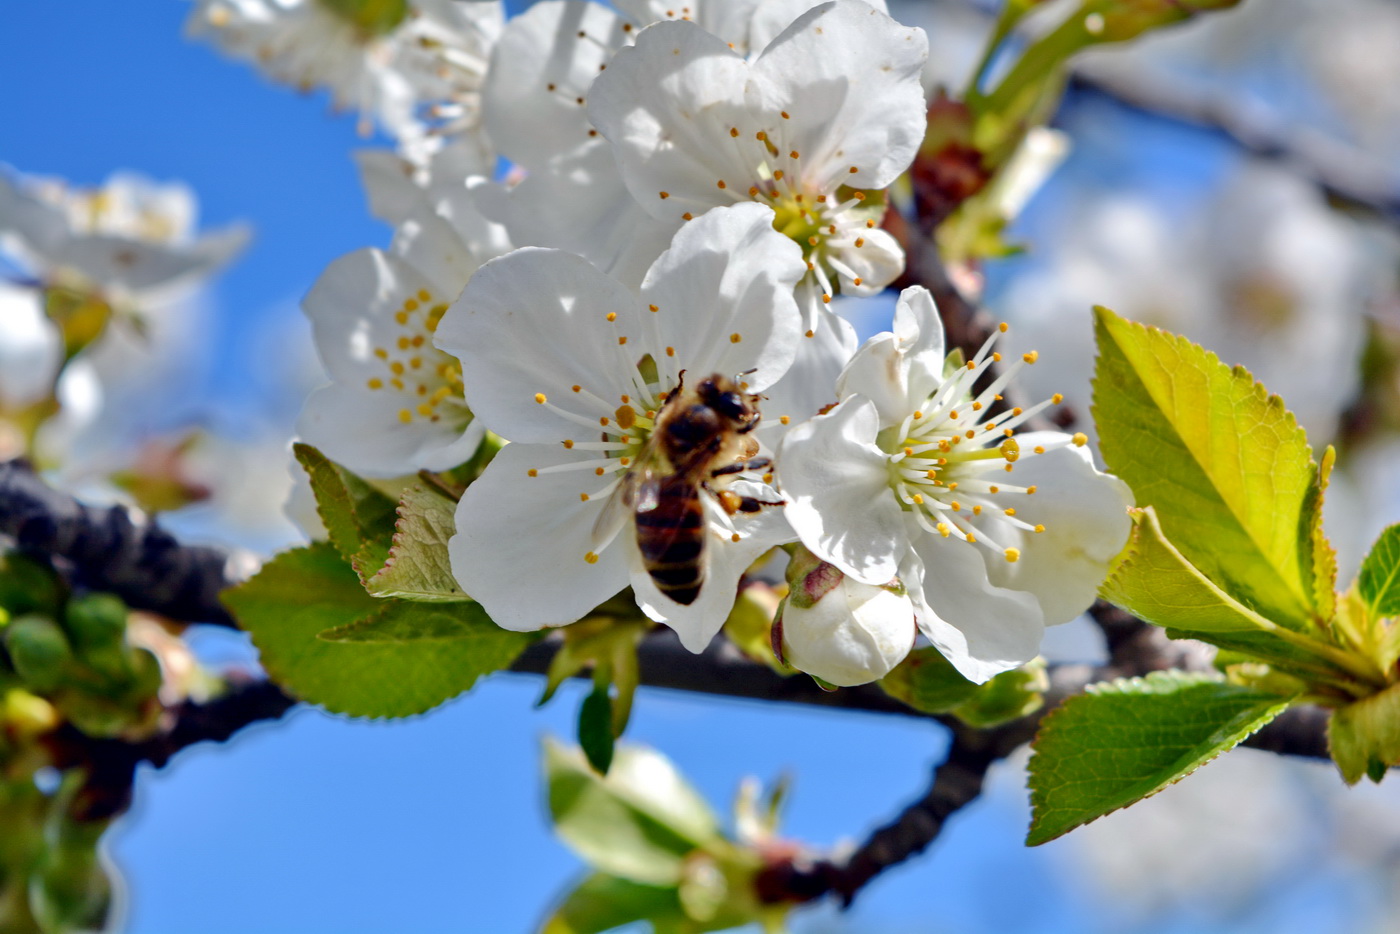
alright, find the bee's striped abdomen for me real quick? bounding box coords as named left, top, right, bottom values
left=635, top=478, right=706, bottom=605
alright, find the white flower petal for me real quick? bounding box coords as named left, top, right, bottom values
left=778, top=396, right=906, bottom=584
left=297, top=382, right=482, bottom=477
left=756, top=306, right=854, bottom=448
left=641, top=202, right=805, bottom=391
left=0, top=283, right=62, bottom=408
left=834, top=226, right=904, bottom=296
left=474, top=141, right=675, bottom=291
left=902, top=534, right=1044, bottom=684
left=437, top=247, right=643, bottom=442
left=747, top=1, right=927, bottom=192
left=587, top=20, right=755, bottom=222
left=451, top=442, right=631, bottom=630
left=985, top=436, right=1133, bottom=625
left=746, top=0, right=887, bottom=55
left=781, top=574, right=913, bottom=686
left=483, top=0, right=629, bottom=169
left=836, top=284, right=942, bottom=426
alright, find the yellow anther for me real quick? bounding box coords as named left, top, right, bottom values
left=903, top=446, right=914, bottom=456
left=781, top=111, right=790, bottom=119
left=405, top=298, right=420, bottom=311
left=717, top=179, right=727, bottom=189
left=730, top=332, right=742, bottom=343
left=367, top=378, right=383, bottom=390
left=854, top=237, right=865, bottom=248
left=937, top=522, right=951, bottom=538
left=416, top=290, right=430, bottom=302
left=606, top=312, right=617, bottom=321
left=992, top=352, right=1002, bottom=362
left=620, top=394, right=630, bottom=404
left=1072, top=433, right=1088, bottom=447
left=1005, top=464, right=1014, bottom=472
left=789, top=150, right=799, bottom=159
left=1000, top=438, right=1020, bottom=462
left=965, top=430, right=975, bottom=439
left=618, top=336, right=628, bottom=345
left=1034, top=445, right=1046, bottom=454
left=966, top=361, right=976, bottom=371
left=580, top=493, right=590, bottom=502
left=948, top=481, right=958, bottom=490
left=755, top=131, right=767, bottom=141
left=848, top=166, right=858, bottom=174
left=535, top=393, right=547, bottom=404
left=412, top=335, right=425, bottom=347
left=599, top=416, right=610, bottom=426
left=749, top=186, right=760, bottom=197
left=729, top=127, right=739, bottom=138
left=965, top=533, right=977, bottom=543
left=659, top=191, right=670, bottom=199
left=731, top=532, right=741, bottom=542
left=805, top=330, right=815, bottom=338
left=391, top=378, right=405, bottom=390
left=682, top=213, right=693, bottom=221
left=649, top=304, right=659, bottom=312
left=563, top=440, right=574, bottom=449
left=912, top=493, right=924, bottom=504
left=998, top=322, right=1009, bottom=333
left=1003, top=428, right=1014, bottom=437
left=1052, top=393, right=1064, bottom=404
left=584, top=551, right=599, bottom=563
left=1023, top=351, right=1039, bottom=364
left=1004, top=507, right=1017, bottom=516
left=395, top=311, right=409, bottom=325
left=1034, top=524, right=1045, bottom=533
left=779, top=415, right=790, bottom=425
left=615, top=404, right=637, bottom=429
left=926, top=470, right=938, bottom=480
left=666, top=346, right=676, bottom=357
left=398, top=409, right=412, bottom=423
left=620, top=457, right=631, bottom=466
left=1027, top=485, right=1037, bottom=494
left=950, top=501, right=961, bottom=511
left=572, top=384, right=581, bottom=392
left=410, top=357, right=422, bottom=369
left=866, top=219, right=875, bottom=228
left=374, top=348, right=388, bottom=359
left=1004, top=547, right=1021, bottom=563
left=774, top=170, right=785, bottom=181
left=853, top=277, right=863, bottom=286
left=972, top=505, right=982, bottom=515
left=417, top=385, right=428, bottom=396
left=989, top=485, right=999, bottom=494
left=417, top=403, right=432, bottom=416
left=594, top=467, right=605, bottom=476
left=390, top=361, right=405, bottom=375
left=1012, top=407, right=1023, bottom=416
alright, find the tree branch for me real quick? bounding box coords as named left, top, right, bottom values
left=0, top=459, right=237, bottom=628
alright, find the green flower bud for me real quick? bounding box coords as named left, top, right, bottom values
left=4, top=615, right=73, bottom=692
left=0, top=551, right=64, bottom=618
left=64, top=594, right=128, bottom=653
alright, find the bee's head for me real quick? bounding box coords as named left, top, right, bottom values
left=697, top=375, right=750, bottom=422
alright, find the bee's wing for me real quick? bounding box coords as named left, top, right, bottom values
left=591, top=455, right=661, bottom=549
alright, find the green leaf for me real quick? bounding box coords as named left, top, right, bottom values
left=1358, top=525, right=1400, bottom=621
left=223, top=543, right=532, bottom=718
left=1092, top=307, right=1320, bottom=630
left=293, top=443, right=399, bottom=577
left=364, top=485, right=471, bottom=602
left=953, top=658, right=1046, bottom=728
left=1101, top=507, right=1280, bottom=634
left=317, top=601, right=507, bottom=643
left=545, top=738, right=721, bottom=885
left=579, top=687, right=616, bottom=775
left=1026, top=671, right=1294, bottom=845
left=542, top=874, right=689, bottom=934
left=1328, top=681, right=1400, bottom=785
left=879, top=646, right=978, bottom=713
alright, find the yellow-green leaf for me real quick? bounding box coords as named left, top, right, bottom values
left=365, top=484, right=471, bottom=602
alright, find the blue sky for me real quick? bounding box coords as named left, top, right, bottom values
left=0, top=4, right=1386, bottom=933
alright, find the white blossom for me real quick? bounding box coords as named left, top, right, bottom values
left=777, top=286, right=1133, bottom=682
left=434, top=203, right=805, bottom=650
left=0, top=168, right=247, bottom=311
left=778, top=555, right=915, bottom=686
left=297, top=168, right=508, bottom=476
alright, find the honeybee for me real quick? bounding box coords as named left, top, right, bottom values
left=602, top=372, right=780, bottom=605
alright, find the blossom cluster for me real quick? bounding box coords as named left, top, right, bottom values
left=273, top=0, right=1134, bottom=684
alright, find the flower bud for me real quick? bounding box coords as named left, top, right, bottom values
left=777, top=549, right=916, bottom=687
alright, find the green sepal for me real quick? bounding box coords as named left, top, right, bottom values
left=879, top=646, right=978, bottom=714
left=1092, top=306, right=1319, bottom=630
left=1328, top=681, right=1400, bottom=785
left=1026, top=671, right=1295, bottom=845
left=4, top=615, right=72, bottom=692
left=223, top=543, right=533, bottom=718
left=293, top=443, right=399, bottom=580
left=544, top=738, right=722, bottom=886
left=952, top=658, right=1047, bottom=728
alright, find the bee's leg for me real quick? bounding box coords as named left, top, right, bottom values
left=710, top=456, right=770, bottom=478
left=737, top=411, right=761, bottom=434
left=711, top=486, right=784, bottom=515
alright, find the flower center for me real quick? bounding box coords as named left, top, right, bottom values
left=317, top=0, right=408, bottom=37
left=365, top=287, right=471, bottom=427
left=880, top=324, right=1084, bottom=564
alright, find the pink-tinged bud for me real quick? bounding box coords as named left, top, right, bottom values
left=776, top=548, right=916, bottom=687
